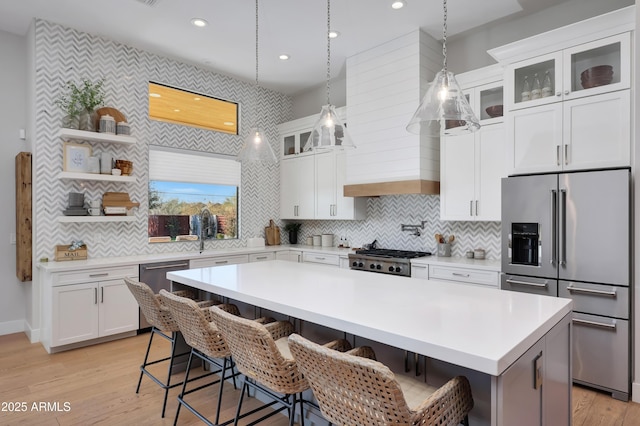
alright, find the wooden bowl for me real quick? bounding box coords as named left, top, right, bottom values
left=114, top=159, right=133, bottom=175
left=580, top=65, right=613, bottom=89
left=485, top=105, right=503, bottom=118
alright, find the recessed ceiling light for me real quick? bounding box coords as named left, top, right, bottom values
left=149, top=93, right=161, bottom=98
left=391, top=1, right=406, bottom=9
left=223, top=122, right=235, bottom=126
left=190, top=18, right=208, bottom=27
left=279, top=54, right=290, bottom=60
left=174, top=109, right=180, bottom=112
left=329, top=30, right=340, bottom=39
left=193, top=97, right=201, bottom=101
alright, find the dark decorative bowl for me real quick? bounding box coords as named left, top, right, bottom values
left=485, top=105, right=503, bottom=118
left=580, top=65, right=613, bottom=89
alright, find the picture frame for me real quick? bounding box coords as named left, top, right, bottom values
left=63, top=142, right=92, bottom=172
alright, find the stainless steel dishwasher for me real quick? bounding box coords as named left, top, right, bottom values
left=139, top=260, right=190, bottom=330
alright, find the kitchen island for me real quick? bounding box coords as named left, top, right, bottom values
left=168, top=260, right=572, bottom=426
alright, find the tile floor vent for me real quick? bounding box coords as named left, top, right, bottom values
left=135, top=0, right=159, bottom=6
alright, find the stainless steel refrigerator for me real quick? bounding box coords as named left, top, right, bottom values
left=500, top=168, right=630, bottom=401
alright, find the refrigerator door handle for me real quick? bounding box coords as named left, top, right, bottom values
left=559, top=188, right=567, bottom=266
left=551, top=189, right=557, bottom=266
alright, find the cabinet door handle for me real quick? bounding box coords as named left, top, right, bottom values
left=566, top=285, right=617, bottom=297
left=564, top=144, right=568, bottom=165
left=89, top=273, right=109, bottom=278
left=101, top=286, right=104, bottom=303
left=475, top=200, right=479, bottom=216
left=533, top=353, right=543, bottom=390
left=556, top=145, right=560, bottom=166
left=413, top=265, right=427, bottom=269
left=215, top=260, right=228, bottom=265
left=564, top=90, right=570, bottom=96
left=469, top=200, right=473, bottom=216
left=315, top=257, right=325, bottom=261
left=452, top=272, right=470, bottom=278
left=572, top=318, right=617, bottom=330
left=556, top=92, right=562, bottom=97
left=255, top=256, right=268, bottom=260
left=94, top=288, right=98, bottom=305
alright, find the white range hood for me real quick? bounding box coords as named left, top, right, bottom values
left=344, top=30, right=443, bottom=197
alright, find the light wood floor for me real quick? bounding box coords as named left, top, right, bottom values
left=1, top=332, right=639, bottom=425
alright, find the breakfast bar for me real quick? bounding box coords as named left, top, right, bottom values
left=168, top=260, right=573, bottom=426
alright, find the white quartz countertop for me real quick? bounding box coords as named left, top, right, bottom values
left=411, top=256, right=501, bottom=272
left=168, top=260, right=571, bottom=376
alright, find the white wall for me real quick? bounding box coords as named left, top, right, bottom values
left=291, top=73, right=346, bottom=120
left=0, top=29, right=28, bottom=335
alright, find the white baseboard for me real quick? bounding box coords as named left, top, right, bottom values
left=0, top=319, right=26, bottom=336
left=632, top=382, right=640, bottom=403
left=25, top=323, right=40, bottom=343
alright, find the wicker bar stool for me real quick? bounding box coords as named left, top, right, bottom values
left=288, top=333, right=475, bottom=426
left=124, top=277, right=216, bottom=418
left=208, top=305, right=352, bottom=426
left=158, top=289, right=244, bottom=426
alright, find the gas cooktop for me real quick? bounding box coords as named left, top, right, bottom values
left=353, top=249, right=432, bottom=259
left=348, top=249, right=431, bottom=276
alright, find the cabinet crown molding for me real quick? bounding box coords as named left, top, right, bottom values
left=488, top=5, right=634, bottom=65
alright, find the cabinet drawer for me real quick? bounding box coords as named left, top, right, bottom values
left=190, top=255, right=249, bottom=269
left=559, top=281, right=628, bottom=319
left=429, top=265, right=498, bottom=287
left=54, top=265, right=138, bottom=286
left=501, top=274, right=557, bottom=297
left=249, top=252, right=275, bottom=262
left=572, top=312, right=629, bottom=395
left=302, top=252, right=339, bottom=266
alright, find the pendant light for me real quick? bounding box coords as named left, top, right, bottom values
left=304, top=0, right=355, bottom=151
left=237, top=0, right=278, bottom=165
left=406, top=0, right=480, bottom=136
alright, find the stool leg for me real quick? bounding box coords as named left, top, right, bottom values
left=462, top=414, right=470, bottom=426
left=173, top=349, right=195, bottom=426
left=298, top=392, right=305, bottom=426
left=233, top=377, right=249, bottom=426
left=161, top=332, right=179, bottom=418
left=137, top=328, right=156, bottom=393
left=213, top=357, right=229, bottom=425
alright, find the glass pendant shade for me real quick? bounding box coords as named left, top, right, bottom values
left=406, top=69, right=480, bottom=136
left=237, top=127, right=277, bottom=164
left=304, top=104, right=355, bottom=151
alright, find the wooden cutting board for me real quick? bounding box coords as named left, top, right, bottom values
left=265, top=220, right=280, bottom=246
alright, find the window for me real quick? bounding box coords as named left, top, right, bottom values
left=148, top=146, right=240, bottom=243
left=148, top=82, right=238, bottom=134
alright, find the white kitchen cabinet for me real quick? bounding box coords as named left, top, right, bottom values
left=278, top=107, right=346, bottom=158
left=507, top=90, right=630, bottom=174
left=315, top=150, right=366, bottom=220
left=428, top=264, right=499, bottom=288
left=190, top=254, right=249, bottom=269
left=249, top=252, right=275, bottom=262
left=411, top=263, right=429, bottom=279
left=44, top=265, right=139, bottom=351
left=505, top=33, right=630, bottom=111
left=276, top=250, right=301, bottom=262
left=280, top=107, right=365, bottom=221
left=302, top=252, right=340, bottom=267
left=441, top=65, right=506, bottom=221
left=280, top=155, right=315, bottom=219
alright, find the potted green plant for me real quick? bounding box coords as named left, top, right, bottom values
left=55, top=78, right=106, bottom=131
left=283, top=222, right=302, bottom=244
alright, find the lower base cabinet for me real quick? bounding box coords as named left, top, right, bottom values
left=52, top=279, right=139, bottom=346
left=276, top=250, right=301, bottom=262
left=44, top=265, right=140, bottom=351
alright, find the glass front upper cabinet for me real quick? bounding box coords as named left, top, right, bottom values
left=506, top=32, right=629, bottom=111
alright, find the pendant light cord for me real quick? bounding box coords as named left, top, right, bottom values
left=442, top=0, right=447, bottom=72
left=254, top=0, right=259, bottom=126
left=326, top=0, right=331, bottom=106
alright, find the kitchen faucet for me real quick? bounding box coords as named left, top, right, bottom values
left=199, top=208, right=213, bottom=253
left=401, top=221, right=427, bottom=237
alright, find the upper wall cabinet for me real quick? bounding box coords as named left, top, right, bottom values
left=505, top=33, right=630, bottom=112
left=489, top=7, right=633, bottom=176
left=279, top=107, right=346, bottom=158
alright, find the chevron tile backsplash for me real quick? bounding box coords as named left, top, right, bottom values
left=33, top=20, right=500, bottom=262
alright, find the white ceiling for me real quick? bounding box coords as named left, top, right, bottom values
left=0, top=0, right=571, bottom=95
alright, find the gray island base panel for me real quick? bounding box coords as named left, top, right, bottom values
left=168, top=260, right=572, bottom=426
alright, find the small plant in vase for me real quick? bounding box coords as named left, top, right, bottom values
left=55, top=77, right=106, bottom=131
left=283, top=222, right=302, bottom=245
